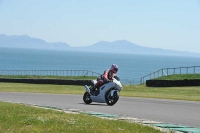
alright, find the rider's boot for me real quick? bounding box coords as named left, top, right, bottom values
left=91, top=80, right=103, bottom=95
left=95, top=87, right=100, bottom=95
left=90, top=85, right=96, bottom=95
left=94, top=83, right=101, bottom=95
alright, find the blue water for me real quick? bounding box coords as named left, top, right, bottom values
left=0, top=47, right=200, bottom=83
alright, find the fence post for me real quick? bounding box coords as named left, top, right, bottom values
left=167, top=68, right=168, bottom=75
left=180, top=67, right=181, bottom=74
left=187, top=67, right=188, bottom=74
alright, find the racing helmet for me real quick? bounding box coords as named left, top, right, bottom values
left=110, top=64, right=118, bottom=74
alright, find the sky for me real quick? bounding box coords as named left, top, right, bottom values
left=0, top=0, right=200, bottom=53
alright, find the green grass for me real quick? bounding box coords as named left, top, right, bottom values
left=153, top=74, right=200, bottom=80
left=121, top=84, right=200, bottom=101
left=0, top=101, right=162, bottom=133
left=0, top=82, right=200, bottom=101
left=0, top=82, right=84, bottom=94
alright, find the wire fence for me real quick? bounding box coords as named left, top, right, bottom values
left=0, top=70, right=101, bottom=77
left=140, top=66, right=200, bottom=84
left=0, top=69, right=141, bottom=85
left=120, top=78, right=141, bottom=85
left=3, top=66, right=198, bottom=85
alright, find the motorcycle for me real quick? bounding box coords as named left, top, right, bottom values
left=83, top=76, right=123, bottom=106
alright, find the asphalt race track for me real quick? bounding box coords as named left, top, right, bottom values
left=0, top=92, right=200, bottom=128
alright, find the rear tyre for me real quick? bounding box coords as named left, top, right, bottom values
left=105, top=91, right=119, bottom=106
left=83, top=92, right=92, bottom=104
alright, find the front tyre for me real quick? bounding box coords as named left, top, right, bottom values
left=83, top=92, right=92, bottom=104
left=105, top=91, right=119, bottom=106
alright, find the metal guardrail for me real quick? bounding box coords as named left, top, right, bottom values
left=140, top=66, right=200, bottom=84
left=0, top=70, right=101, bottom=77
left=2, top=67, right=199, bottom=85
left=120, top=78, right=141, bottom=85
left=0, top=70, right=140, bottom=85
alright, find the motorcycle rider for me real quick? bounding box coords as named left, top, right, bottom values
left=91, top=64, right=119, bottom=95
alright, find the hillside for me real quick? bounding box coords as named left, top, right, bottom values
left=0, top=34, right=71, bottom=50
left=74, top=40, right=200, bottom=56
left=0, top=34, right=200, bottom=57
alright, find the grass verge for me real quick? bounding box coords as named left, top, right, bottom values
left=0, top=101, right=162, bottom=133
left=122, top=84, right=200, bottom=101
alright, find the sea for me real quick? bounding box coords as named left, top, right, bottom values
left=0, top=47, right=200, bottom=84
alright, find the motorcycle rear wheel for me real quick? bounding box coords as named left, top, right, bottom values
left=83, top=92, right=92, bottom=104
left=105, top=91, right=119, bottom=106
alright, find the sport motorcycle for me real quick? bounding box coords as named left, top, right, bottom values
left=83, top=76, right=122, bottom=106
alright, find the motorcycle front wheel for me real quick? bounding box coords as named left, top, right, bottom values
left=105, top=91, right=119, bottom=106
left=83, top=92, right=92, bottom=104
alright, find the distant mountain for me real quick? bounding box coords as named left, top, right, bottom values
left=0, top=34, right=199, bottom=57
left=0, top=34, right=71, bottom=50
left=74, top=40, right=200, bottom=57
